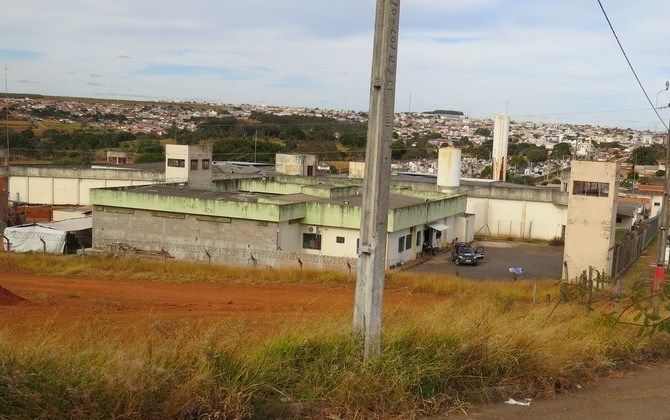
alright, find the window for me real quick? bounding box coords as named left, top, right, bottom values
left=167, top=158, right=185, bottom=168
left=398, top=234, right=412, bottom=252
left=572, top=180, right=609, bottom=197
left=202, top=159, right=210, bottom=170
left=416, top=231, right=422, bottom=246
left=190, top=159, right=198, bottom=170
left=336, top=236, right=345, bottom=244
left=302, top=233, right=322, bottom=250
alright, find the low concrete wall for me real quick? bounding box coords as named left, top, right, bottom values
left=95, top=238, right=358, bottom=272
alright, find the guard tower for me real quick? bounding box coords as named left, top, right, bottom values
left=563, top=160, right=619, bottom=280
left=165, top=144, right=212, bottom=184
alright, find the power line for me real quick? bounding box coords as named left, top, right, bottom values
left=596, top=0, right=668, bottom=130
left=512, top=107, right=662, bottom=120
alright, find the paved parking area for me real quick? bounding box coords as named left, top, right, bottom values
left=404, top=241, right=564, bottom=281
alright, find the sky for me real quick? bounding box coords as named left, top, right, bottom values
left=2, top=0, right=670, bottom=131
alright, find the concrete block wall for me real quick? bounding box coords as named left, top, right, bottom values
left=93, top=207, right=357, bottom=271
left=93, top=207, right=278, bottom=253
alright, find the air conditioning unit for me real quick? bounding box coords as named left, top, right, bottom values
left=307, top=225, right=321, bottom=234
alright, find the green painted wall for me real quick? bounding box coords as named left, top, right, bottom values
left=301, top=195, right=466, bottom=231
left=388, top=195, right=467, bottom=231
left=90, top=188, right=306, bottom=222
left=91, top=179, right=467, bottom=232
left=302, top=202, right=362, bottom=229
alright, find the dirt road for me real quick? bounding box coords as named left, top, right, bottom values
left=432, top=363, right=670, bottom=420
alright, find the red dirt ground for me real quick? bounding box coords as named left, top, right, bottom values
left=0, top=267, right=442, bottom=335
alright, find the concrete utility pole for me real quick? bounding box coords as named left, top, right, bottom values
left=353, top=0, right=400, bottom=360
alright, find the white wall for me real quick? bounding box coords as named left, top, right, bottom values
left=275, top=154, right=318, bottom=176
left=165, top=144, right=189, bottom=182
left=10, top=176, right=156, bottom=206
left=466, top=196, right=566, bottom=240
left=28, top=177, right=54, bottom=204
left=348, top=162, right=366, bottom=179
left=320, top=227, right=360, bottom=258
left=387, top=228, right=422, bottom=267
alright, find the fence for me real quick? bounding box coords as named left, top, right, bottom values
left=611, top=216, right=659, bottom=279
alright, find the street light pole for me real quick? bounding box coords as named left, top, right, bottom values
left=4, top=64, right=8, bottom=166
left=655, top=81, right=669, bottom=109
left=653, top=98, right=670, bottom=316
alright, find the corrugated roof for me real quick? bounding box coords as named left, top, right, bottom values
left=41, top=217, right=92, bottom=232
left=616, top=202, right=641, bottom=217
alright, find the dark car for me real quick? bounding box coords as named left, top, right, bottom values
left=451, top=244, right=484, bottom=266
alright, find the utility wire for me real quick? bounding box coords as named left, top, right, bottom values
left=512, top=107, right=665, bottom=121
left=596, top=0, right=668, bottom=130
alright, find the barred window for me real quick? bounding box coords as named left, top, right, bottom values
left=573, top=180, right=609, bottom=197
left=167, top=158, right=185, bottom=168
left=302, top=233, right=322, bottom=250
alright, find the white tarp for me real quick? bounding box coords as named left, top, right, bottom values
left=4, top=224, right=67, bottom=253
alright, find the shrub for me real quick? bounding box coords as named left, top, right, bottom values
left=549, top=236, right=564, bottom=246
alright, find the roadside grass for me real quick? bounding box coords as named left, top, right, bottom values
left=0, top=253, right=356, bottom=286
left=0, top=252, right=668, bottom=419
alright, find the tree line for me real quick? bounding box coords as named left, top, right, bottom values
left=8, top=107, right=654, bottom=182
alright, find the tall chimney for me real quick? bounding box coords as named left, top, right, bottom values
left=492, top=114, right=509, bottom=181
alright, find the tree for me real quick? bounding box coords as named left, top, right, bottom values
left=552, top=142, right=572, bottom=159
left=465, top=139, right=493, bottom=160
left=508, top=155, right=528, bottom=170
left=474, top=127, right=492, bottom=137
left=391, top=140, right=407, bottom=160
left=629, top=146, right=662, bottom=165
left=135, top=140, right=164, bottom=163
left=339, top=126, right=367, bottom=148
left=524, top=147, right=548, bottom=163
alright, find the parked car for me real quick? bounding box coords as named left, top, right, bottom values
left=451, top=243, right=484, bottom=266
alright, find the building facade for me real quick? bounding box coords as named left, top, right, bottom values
left=90, top=178, right=466, bottom=271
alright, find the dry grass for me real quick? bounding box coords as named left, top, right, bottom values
left=0, top=252, right=668, bottom=419
left=0, top=253, right=354, bottom=286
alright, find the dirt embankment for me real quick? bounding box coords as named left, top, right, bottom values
left=3, top=266, right=670, bottom=420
